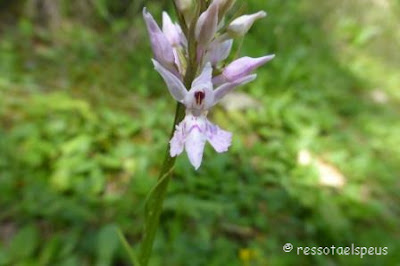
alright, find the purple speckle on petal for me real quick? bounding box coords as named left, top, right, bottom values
left=194, top=91, right=205, bottom=105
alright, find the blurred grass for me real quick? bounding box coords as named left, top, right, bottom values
left=1, top=0, right=400, bottom=265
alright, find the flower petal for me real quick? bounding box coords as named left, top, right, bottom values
left=152, top=59, right=187, bottom=102
left=215, top=55, right=275, bottom=85
left=205, top=39, right=233, bottom=66
left=191, top=62, right=213, bottom=89
left=185, top=117, right=207, bottom=170
left=184, top=63, right=214, bottom=113
left=195, top=2, right=219, bottom=47
left=213, top=74, right=257, bottom=104
left=206, top=120, right=232, bottom=153
left=172, top=48, right=185, bottom=75
left=170, top=121, right=185, bottom=157
left=162, top=12, right=181, bottom=47
left=176, top=23, right=188, bottom=48
left=143, top=8, right=175, bottom=66
left=213, top=0, right=235, bottom=20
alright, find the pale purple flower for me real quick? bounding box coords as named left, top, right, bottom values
left=213, top=55, right=275, bottom=86
left=227, top=11, right=267, bottom=37
left=170, top=113, right=232, bottom=169
left=152, top=60, right=255, bottom=169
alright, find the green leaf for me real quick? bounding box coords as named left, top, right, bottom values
left=9, top=225, right=39, bottom=261
left=96, top=224, right=120, bottom=266
left=138, top=170, right=172, bottom=266
left=93, top=0, right=109, bottom=20
left=116, top=228, right=140, bottom=266
left=38, top=236, right=60, bottom=266
left=0, top=248, right=11, bottom=265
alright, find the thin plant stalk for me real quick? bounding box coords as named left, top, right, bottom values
left=137, top=5, right=200, bottom=265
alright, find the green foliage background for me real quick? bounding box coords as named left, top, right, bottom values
left=0, top=0, right=399, bottom=265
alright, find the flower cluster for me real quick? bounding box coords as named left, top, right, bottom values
left=143, top=0, right=274, bottom=169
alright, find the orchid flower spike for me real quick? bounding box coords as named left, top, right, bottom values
left=152, top=60, right=255, bottom=169
left=144, top=5, right=275, bottom=169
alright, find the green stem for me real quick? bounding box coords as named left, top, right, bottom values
left=137, top=2, right=201, bottom=264
left=137, top=103, right=184, bottom=266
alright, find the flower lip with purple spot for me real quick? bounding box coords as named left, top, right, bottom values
left=194, top=91, right=205, bottom=105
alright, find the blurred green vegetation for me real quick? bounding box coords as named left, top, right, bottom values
left=1, top=0, right=400, bottom=265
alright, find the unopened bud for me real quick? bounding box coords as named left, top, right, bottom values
left=204, top=38, right=233, bottom=66
left=175, top=0, right=195, bottom=25
left=213, top=55, right=275, bottom=85
left=143, top=8, right=175, bottom=66
left=195, top=2, right=219, bottom=47
left=213, top=0, right=236, bottom=20
left=227, top=11, right=266, bottom=38
left=162, top=12, right=181, bottom=47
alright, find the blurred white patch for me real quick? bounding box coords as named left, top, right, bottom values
left=297, top=149, right=346, bottom=188
left=219, top=92, right=262, bottom=111
left=316, top=159, right=346, bottom=188
left=370, top=89, right=388, bottom=104
left=297, top=149, right=312, bottom=165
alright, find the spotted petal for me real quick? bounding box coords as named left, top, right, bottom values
left=184, top=63, right=215, bottom=113
left=184, top=115, right=207, bottom=170
left=206, top=120, right=232, bottom=153
left=191, top=62, right=213, bottom=90
left=170, top=122, right=185, bottom=157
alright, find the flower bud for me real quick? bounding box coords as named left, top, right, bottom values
left=162, top=12, right=182, bottom=47
left=175, top=0, right=193, bottom=12
left=175, top=0, right=195, bottom=25
left=143, top=8, right=175, bottom=66
left=227, top=11, right=266, bottom=38
left=204, top=38, right=233, bottom=66
left=195, top=2, right=219, bottom=47
left=213, top=0, right=236, bottom=20
left=213, top=55, right=275, bottom=85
